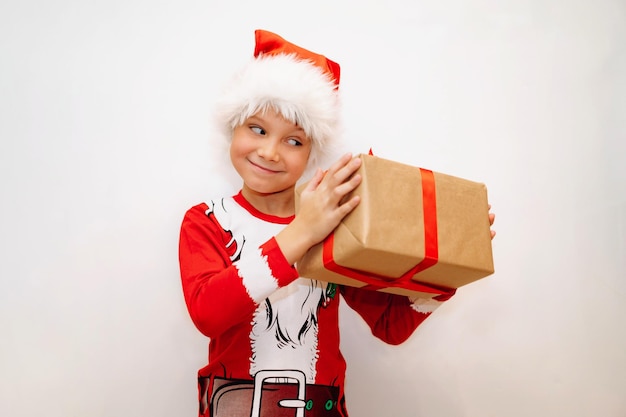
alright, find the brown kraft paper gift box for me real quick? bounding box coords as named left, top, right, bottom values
left=295, top=153, right=495, bottom=299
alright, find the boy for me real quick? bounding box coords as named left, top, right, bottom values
left=179, top=29, right=491, bottom=417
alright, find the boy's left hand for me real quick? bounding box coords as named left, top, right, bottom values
left=488, top=204, right=496, bottom=239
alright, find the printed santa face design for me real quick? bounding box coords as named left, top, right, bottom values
left=205, top=198, right=337, bottom=384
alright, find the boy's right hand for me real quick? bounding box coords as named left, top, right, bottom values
left=276, top=153, right=362, bottom=265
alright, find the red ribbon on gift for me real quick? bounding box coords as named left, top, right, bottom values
left=322, top=168, right=447, bottom=295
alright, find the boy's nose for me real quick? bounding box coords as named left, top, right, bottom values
left=257, top=139, right=280, bottom=161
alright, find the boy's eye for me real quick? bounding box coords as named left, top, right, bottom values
left=286, top=138, right=303, bottom=146
left=250, top=126, right=266, bottom=135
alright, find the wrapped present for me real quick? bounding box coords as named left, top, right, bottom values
left=295, top=153, right=495, bottom=298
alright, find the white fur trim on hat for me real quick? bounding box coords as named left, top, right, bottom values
left=214, top=53, right=341, bottom=171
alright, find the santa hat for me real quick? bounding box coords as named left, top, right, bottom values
left=214, top=29, right=342, bottom=170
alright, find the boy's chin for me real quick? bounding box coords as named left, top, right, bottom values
left=245, top=184, right=296, bottom=196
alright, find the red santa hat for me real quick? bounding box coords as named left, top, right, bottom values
left=215, top=30, right=342, bottom=169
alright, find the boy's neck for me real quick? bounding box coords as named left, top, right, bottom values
left=240, top=186, right=296, bottom=217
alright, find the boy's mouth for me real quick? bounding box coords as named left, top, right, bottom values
left=248, top=159, right=281, bottom=174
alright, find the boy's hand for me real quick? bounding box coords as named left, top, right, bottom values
left=488, top=204, right=496, bottom=239
left=298, top=153, right=362, bottom=243
left=276, top=153, right=362, bottom=265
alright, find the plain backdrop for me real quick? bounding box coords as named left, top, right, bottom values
left=1, top=0, right=625, bottom=416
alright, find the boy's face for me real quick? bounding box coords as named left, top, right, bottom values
left=230, top=108, right=312, bottom=197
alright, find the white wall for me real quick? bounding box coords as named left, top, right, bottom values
left=1, top=1, right=624, bottom=416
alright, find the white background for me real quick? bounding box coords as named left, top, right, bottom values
left=1, top=0, right=625, bottom=416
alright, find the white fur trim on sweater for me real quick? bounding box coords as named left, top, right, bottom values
left=236, top=246, right=280, bottom=304
left=410, top=297, right=444, bottom=314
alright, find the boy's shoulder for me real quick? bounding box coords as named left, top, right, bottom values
left=186, top=195, right=237, bottom=216
left=185, top=194, right=249, bottom=228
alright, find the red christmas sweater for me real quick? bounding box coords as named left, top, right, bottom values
left=179, top=191, right=451, bottom=417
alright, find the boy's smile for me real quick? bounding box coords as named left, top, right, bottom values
left=230, top=108, right=312, bottom=210
left=247, top=158, right=282, bottom=174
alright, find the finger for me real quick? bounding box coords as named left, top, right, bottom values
left=305, top=168, right=325, bottom=191
left=489, top=212, right=495, bottom=226
left=337, top=195, right=361, bottom=217
left=325, top=153, right=359, bottom=177
left=325, top=153, right=353, bottom=176
left=332, top=173, right=362, bottom=200
left=324, top=156, right=361, bottom=187
left=490, top=229, right=496, bottom=240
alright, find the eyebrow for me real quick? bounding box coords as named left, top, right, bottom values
left=246, top=116, right=263, bottom=124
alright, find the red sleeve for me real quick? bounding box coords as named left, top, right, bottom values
left=340, top=286, right=455, bottom=345
left=178, top=204, right=299, bottom=338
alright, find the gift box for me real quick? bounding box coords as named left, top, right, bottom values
left=295, top=154, right=495, bottom=299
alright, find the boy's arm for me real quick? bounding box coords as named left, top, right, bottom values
left=340, top=286, right=455, bottom=345
left=179, top=205, right=299, bottom=338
